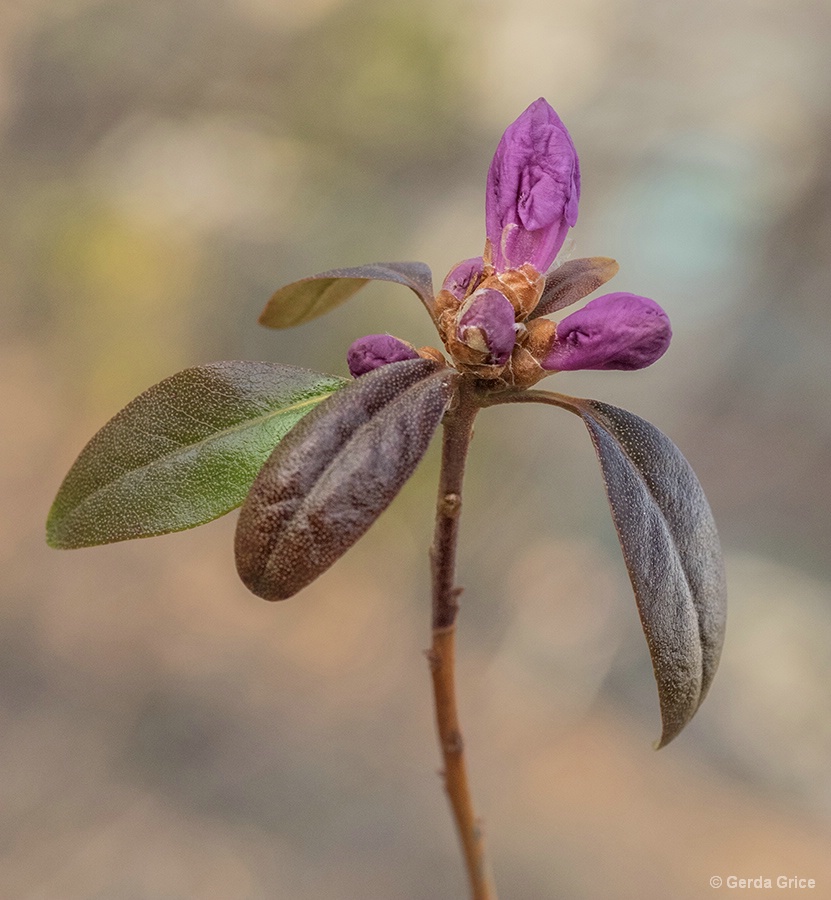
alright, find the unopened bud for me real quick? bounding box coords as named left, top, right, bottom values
left=347, top=333, right=419, bottom=377
left=486, top=98, right=580, bottom=273
left=542, top=293, right=671, bottom=371
left=455, top=288, right=517, bottom=367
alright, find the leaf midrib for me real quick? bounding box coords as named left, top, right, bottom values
left=282, top=370, right=449, bottom=535
left=57, top=389, right=340, bottom=519
left=588, top=406, right=695, bottom=589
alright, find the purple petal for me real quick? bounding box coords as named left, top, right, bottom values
left=542, top=293, right=672, bottom=371
left=347, top=334, right=419, bottom=377
left=486, top=98, right=581, bottom=273
left=457, top=288, right=516, bottom=365
left=442, top=257, right=485, bottom=301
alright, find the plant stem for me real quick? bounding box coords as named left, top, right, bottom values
left=428, top=378, right=496, bottom=900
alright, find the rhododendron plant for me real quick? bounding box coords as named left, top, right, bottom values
left=48, top=98, right=726, bottom=900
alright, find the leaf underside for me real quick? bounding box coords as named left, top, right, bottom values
left=531, top=256, right=620, bottom=319
left=259, top=261, right=435, bottom=328
left=235, top=358, right=456, bottom=601
left=47, top=362, right=347, bottom=548
left=564, top=397, right=726, bottom=747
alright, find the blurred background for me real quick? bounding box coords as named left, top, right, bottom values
left=2, top=0, right=831, bottom=897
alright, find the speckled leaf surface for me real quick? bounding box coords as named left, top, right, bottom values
left=569, top=398, right=726, bottom=747
left=235, top=358, right=456, bottom=601
left=258, top=261, right=435, bottom=328
left=530, top=256, right=620, bottom=318
left=47, top=362, right=347, bottom=548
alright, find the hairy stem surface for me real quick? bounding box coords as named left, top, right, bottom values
left=428, top=379, right=495, bottom=900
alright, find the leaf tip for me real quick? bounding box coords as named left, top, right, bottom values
left=257, top=293, right=287, bottom=329
left=653, top=730, right=675, bottom=751
left=600, top=256, right=619, bottom=275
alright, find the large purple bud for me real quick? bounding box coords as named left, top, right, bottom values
left=542, top=293, right=672, bottom=371
left=347, top=334, right=419, bottom=377
left=486, top=98, right=580, bottom=275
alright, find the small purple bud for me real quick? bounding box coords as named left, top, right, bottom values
left=347, top=334, right=419, bottom=377
left=486, top=98, right=580, bottom=274
left=542, top=293, right=672, bottom=371
left=457, top=288, right=516, bottom=366
left=442, top=257, right=485, bottom=301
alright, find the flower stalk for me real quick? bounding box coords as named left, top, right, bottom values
left=428, top=379, right=495, bottom=900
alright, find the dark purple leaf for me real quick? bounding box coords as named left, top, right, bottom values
left=259, top=261, right=435, bottom=328
left=562, top=397, right=726, bottom=747
left=530, top=256, right=619, bottom=319
left=235, top=358, right=456, bottom=600
left=491, top=384, right=726, bottom=745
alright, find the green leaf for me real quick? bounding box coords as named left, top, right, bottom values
left=258, top=261, right=435, bottom=328
left=530, top=256, right=619, bottom=319
left=570, top=398, right=726, bottom=747
left=235, top=358, right=456, bottom=601
left=47, top=362, right=347, bottom=549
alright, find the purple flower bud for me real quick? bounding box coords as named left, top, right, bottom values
left=442, top=257, right=485, bottom=301
left=542, top=293, right=671, bottom=371
left=347, top=334, right=419, bottom=377
left=457, top=288, right=516, bottom=366
left=486, top=98, right=580, bottom=274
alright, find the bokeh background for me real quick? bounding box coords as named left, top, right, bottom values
left=2, top=0, right=831, bottom=897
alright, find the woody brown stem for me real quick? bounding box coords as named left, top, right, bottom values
left=428, top=378, right=496, bottom=900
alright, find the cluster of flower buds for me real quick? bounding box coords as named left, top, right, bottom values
left=435, top=257, right=547, bottom=384
left=347, top=98, right=671, bottom=387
